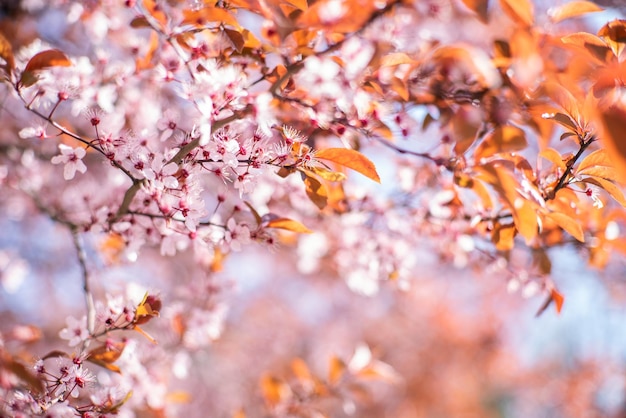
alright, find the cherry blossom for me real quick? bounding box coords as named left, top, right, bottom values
left=50, top=144, right=87, bottom=180
left=58, top=316, right=89, bottom=347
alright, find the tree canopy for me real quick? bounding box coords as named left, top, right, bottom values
left=1, top=0, right=626, bottom=416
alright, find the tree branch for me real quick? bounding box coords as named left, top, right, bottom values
left=70, top=227, right=96, bottom=337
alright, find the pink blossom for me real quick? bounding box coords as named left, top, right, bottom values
left=58, top=315, right=89, bottom=347
left=224, top=218, right=251, bottom=252
left=50, top=144, right=87, bottom=180
left=18, top=124, right=50, bottom=140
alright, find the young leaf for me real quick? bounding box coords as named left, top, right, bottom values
left=598, top=20, right=626, bottom=57
left=225, top=28, right=245, bottom=53
left=20, top=49, right=72, bottom=87
left=552, top=288, right=565, bottom=313
left=135, top=31, right=159, bottom=72
left=304, top=166, right=347, bottom=182
left=474, top=125, right=528, bottom=160
left=266, top=217, right=313, bottom=233
left=536, top=288, right=565, bottom=316
left=0, top=31, right=15, bottom=77
left=492, top=222, right=516, bottom=251
left=244, top=201, right=263, bottom=226
left=561, top=32, right=614, bottom=64
left=548, top=1, right=603, bottom=23
left=546, top=212, right=585, bottom=242
left=539, top=148, right=567, bottom=171
left=576, top=149, right=618, bottom=181
left=598, top=105, right=626, bottom=183
left=182, top=7, right=241, bottom=28
left=460, top=0, right=489, bottom=23
left=134, top=293, right=161, bottom=325
left=380, top=52, right=415, bottom=67
left=260, top=375, right=290, bottom=406
left=315, top=148, right=381, bottom=183
left=585, top=177, right=626, bottom=207
left=291, top=358, right=313, bottom=382
left=477, top=164, right=538, bottom=241
left=499, top=0, right=533, bottom=27
left=86, top=341, right=126, bottom=373
left=42, top=350, right=70, bottom=360
left=2, top=354, right=45, bottom=394
left=132, top=325, right=157, bottom=344
left=303, top=173, right=328, bottom=209
left=284, top=0, right=308, bottom=10
left=471, top=178, right=494, bottom=210
left=329, top=355, right=346, bottom=385
left=543, top=112, right=578, bottom=132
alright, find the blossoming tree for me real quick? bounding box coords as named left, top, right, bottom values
left=1, top=0, right=626, bottom=416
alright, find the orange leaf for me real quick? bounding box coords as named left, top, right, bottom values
left=460, top=0, right=489, bottom=22
left=291, top=358, right=313, bottom=382
left=492, top=222, right=516, bottom=251
left=380, top=52, right=415, bottom=67
left=242, top=29, right=262, bottom=49
left=143, top=0, right=168, bottom=27
left=132, top=324, right=157, bottom=344
left=598, top=105, right=626, bottom=183
left=546, top=212, right=585, bottom=242
left=2, top=354, right=45, bottom=395
left=166, top=391, right=192, bottom=404
left=328, top=355, right=346, bottom=385
left=542, top=112, right=578, bottom=132
left=585, top=177, right=626, bottom=207
left=598, top=20, right=626, bottom=57
left=0, top=31, right=15, bottom=77
left=478, top=164, right=538, bottom=241
left=134, top=293, right=161, bottom=325
left=20, top=49, right=71, bottom=87
left=232, top=409, right=246, bottom=418
left=87, top=341, right=126, bottom=373
left=543, top=83, right=581, bottom=118
left=471, top=178, right=494, bottom=211
left=356, top=360, right=400, bottom=383
left=315, top=148, right=380, bottom=183
left=225, top=28, right=245, bottom=52
left=536, top=288, right=565, bottom=316
left=576, top=149, right=618, bottom=181
left=284, top=0, right=308, bottom=10
left=130, top=16, right=151, bottom=28
left=182, top=7, right=240, bottom=28
left=24, top=50, right=72, bottom=72
left=211, top=247, right=227, bottom=272
left=539, top=148, right=567, bottom=171
left=303, top=173, right=328, bottom=209
left=305, top=166, right=347, bottom=182
left=548, top=1, right=603, bottom=23
left=260, top=375, right=290, bottom=406
left=474, top=126, right=528, bottom=160
left=135, top=31, right=159, bottom=72
left=499, top=0, right=533, bottom=27
left=551, top=288, right=565, bottom=313
left=266, top=217, right=312, bottom=233
left=561, top=32, right=614, bottom=64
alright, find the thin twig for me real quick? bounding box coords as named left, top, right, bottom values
left=70, top=227, right=96, bottom=337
